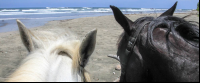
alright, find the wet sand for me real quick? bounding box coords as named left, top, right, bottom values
left=0, top=22, right=7, bottom=27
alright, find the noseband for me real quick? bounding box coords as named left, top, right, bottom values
left=120, top=21, right=150, bottom=82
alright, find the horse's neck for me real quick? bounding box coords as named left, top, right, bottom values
left=7, top=50, right=81, bottom=82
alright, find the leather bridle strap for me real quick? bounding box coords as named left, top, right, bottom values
left=120, top=21, right=150, bottom=82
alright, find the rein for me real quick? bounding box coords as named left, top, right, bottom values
left=120, top=21, right=150, bottom=82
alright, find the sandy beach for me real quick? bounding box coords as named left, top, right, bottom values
left=0, top=11, right=199, bottom=82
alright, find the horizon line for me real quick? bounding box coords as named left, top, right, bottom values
left=0, top=6, right=195, bottom=10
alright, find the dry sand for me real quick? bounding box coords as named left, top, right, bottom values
left=0, top=11, right=199, bottom=82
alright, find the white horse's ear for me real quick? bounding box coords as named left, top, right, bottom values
left=16, top=19, right=34, bottom=52
left=79, top=29, right=97, bottom=68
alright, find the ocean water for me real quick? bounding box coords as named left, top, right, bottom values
left=0, top=7, right=192, bottom=32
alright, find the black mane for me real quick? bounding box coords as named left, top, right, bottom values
left=147, top=16, right=199, bottom=53
left=117, top=16, right=199, bottom=52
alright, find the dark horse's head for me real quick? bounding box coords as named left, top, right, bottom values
left=110, top=2, right=199, bottom=82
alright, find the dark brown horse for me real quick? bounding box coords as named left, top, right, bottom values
left=110, top=2, right=199, bottom=82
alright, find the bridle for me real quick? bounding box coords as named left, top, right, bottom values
left=120, top=21, right=150, bottom=82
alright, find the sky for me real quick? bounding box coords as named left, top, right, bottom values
left=0, top=0, right=199, bottom=9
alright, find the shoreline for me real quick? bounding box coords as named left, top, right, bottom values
left=0, top=10, right=198, bottom=33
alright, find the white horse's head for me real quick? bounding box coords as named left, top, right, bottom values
left=6, top=20, right=97, bottom=82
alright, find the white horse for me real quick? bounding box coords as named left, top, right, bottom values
left=5, top=20, right=97, bottom=82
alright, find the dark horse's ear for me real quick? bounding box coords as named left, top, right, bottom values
left=110, top=5, right=134, bottom=36
left=79, top=29, right=97, bottom=68
left=160, top=1, right=178, bottom=17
